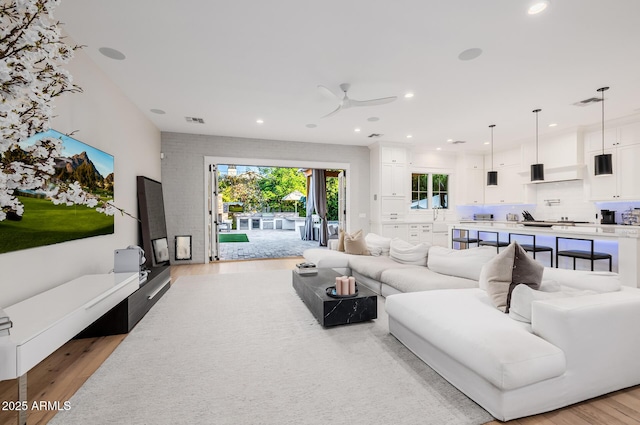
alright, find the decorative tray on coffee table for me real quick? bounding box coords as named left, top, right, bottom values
left=326, top=285, right=359, bottom=299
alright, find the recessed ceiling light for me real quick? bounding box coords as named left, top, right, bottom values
left=98, top=47, right=126, bottom=60
left=447, top=138, right=453, bottom=142
left=354, top=128, right=361, bottom=132
left=256, top=119, right=264, bottom=124
left=484, top=141, right=490, bottom=145
left=548, top=123, right=558, bottom=127
left=150, top=109, right=165, bottom=115
left=306, top=124, right=317, bottom=128
left=407, top=134, right=413, bottom=139
left=528, top=1, right=549, bottom=15
left=458, top=48, right=483, bottom=61
left=436, top=147, right=442, bottom=151
left=367, top=117, right=380, bottom=122
left=404, top=93, right=414, bottom=99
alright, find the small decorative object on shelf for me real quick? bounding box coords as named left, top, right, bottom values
left=295, top=262, right=317, bottom=275
left=329, top=275, right=358, bottom=297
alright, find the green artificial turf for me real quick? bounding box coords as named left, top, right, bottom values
left=0, top=196, right=114, bottom=254
left=219, top=233, right=250, bottom=243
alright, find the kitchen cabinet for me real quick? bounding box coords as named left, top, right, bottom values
left=586, top=122, right=640, bottom=152
left=408, top=224, right=432, bottom=244
left=457, top=168, right=485, bottom=205
left=484, top=164, right=526, bottom=204
left=381, top=163, right=407, bottom=196
left=456, top=154, right=484, bottom=205
left=381, top=146, right=407, bottom=164
left=381, top=196, right=407, bottom=221
left=382, top=223, right=409, bottom=240
left=588, top=144, right=640, bottom=200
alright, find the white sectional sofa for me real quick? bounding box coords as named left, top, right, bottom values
left=303, top=244, right=497, bottom=297
left=304, top=237, right=640, bottom=421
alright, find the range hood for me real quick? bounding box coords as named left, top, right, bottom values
left=520, top=164, right=586, bottom=184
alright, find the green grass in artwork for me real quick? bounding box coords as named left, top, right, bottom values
left=0, top=196, right=114, bottom=254
left=219, top=233, right=249, bottom=243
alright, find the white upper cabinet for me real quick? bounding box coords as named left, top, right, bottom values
left=587, top=144, right=640, bottom=200
left=484, top=148, right=521, bottom=169
left=456, top=154, right=485, bottom=205
left=381, top=146, right=407, bottom=164
left=380, top=163, right=406, bottom=196
left=585, top=122, right=640, bottom=152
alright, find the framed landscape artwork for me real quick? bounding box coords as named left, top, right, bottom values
left=0, top=129, right=115, bottom=254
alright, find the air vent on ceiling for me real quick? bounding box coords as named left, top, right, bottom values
left=449, top=140, right=466, bottom=144
left=185, top=117, right=205, bottom=124
left=368, top=133, right=383, bottom=138
left=572, top=97, right=603, bottom=107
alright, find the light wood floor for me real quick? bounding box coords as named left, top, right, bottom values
left=1, top=257, right=639, bottom=425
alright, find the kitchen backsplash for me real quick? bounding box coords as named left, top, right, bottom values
left=456, top=179, right=640, bottom=224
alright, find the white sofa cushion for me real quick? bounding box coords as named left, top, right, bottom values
left=389, top=238, right=430, bottom=266
left=509, top=284, right=596, bottom=323
left=386, top=289, right=566, bottom=391
left=381, top=267, right=478, bottom=293
left=303, top=248, right=352, bottom=269
left=427, top=246, right=496, bottom=281
left=541, top=268, right=621, bottom=293
left=348, top=255, right=415, bottom=281
left=365, top=233, right=391, bottom=256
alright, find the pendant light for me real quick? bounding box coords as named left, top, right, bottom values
left=594, top=86, right=613, bottom=175
left=531, top=108, right=544, bottom=181
left=487, top=124, right=498, bottom=186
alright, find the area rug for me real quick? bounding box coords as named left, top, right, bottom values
left=219, top=233, right=249, bottom=243
left=50, top=270, right=493, bottom=425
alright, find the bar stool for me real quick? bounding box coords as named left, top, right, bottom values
left=508, top=233, right=553, bottom=267
left=555, top=237, right=612, bottom=271
left=478, top=231, right=509, bottom=253
left=451, top=229, right=481, bottom=250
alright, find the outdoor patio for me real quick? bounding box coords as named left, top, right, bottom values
left=218, top=228, right=326, bottom=260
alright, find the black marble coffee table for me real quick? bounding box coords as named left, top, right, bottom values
left=292, top=268, right=377, bottom=327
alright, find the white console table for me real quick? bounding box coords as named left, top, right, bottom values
left=0, top=272, right=139, bottom=425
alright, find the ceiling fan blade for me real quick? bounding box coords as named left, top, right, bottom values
left=350, top=96, right=398, bottom=107
left=321, top=104, right=343, bottom=119
left=317, top=85, right=341, bottom=100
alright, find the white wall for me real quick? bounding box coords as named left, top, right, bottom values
left=0, top=46, right=161, bottom=307
left=161, top=132, right=370, bottom=263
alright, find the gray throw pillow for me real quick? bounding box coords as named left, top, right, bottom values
left=480, top=242, right=543, bottom=313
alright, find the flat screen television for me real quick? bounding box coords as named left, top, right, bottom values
left=0, top=129, right=115, bottom=254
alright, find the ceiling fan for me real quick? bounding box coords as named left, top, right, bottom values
left=318, top=83, right=397, bottom=118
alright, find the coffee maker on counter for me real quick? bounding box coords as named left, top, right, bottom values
left=600, top=209, right=616, bottom=224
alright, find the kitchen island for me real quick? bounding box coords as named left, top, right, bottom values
left=450, top=222, right=640, bottom=288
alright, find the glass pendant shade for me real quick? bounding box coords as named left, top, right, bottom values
left=595, top=153, right=613, bottom=175
left=531, top=163, right=544, bottom=181
left=487, top=170, right=498, bottom=186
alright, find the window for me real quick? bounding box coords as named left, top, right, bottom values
left=411, top=173, right=449, bottom=209
left=411, top=173, right=429, bottom=209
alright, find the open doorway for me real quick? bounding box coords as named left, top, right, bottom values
left=207, top=162, right=346, bottom=261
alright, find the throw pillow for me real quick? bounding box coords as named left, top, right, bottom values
left=389, top=238, right=430, bottom=266
left=480, top=242, right=544, bottom=313
left=344, top=230, right=369, bottom=255
left=365, top=233, right=392, bottom=256
left=337, top=229, right=346, bottom=252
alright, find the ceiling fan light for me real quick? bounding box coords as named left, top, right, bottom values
left=595, top=153, right=613, bottom=175
left=487, top=171, right=498, bottom=186
left=531, top=163, right=545, bottom=181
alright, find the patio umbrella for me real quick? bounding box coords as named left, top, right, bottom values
left=282, top=190, right=304, bottom=214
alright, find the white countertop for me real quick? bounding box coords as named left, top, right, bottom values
left=454, top=221, right=640, bottom=239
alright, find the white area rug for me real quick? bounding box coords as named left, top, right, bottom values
left=50, top=270, right=493, bottom=425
